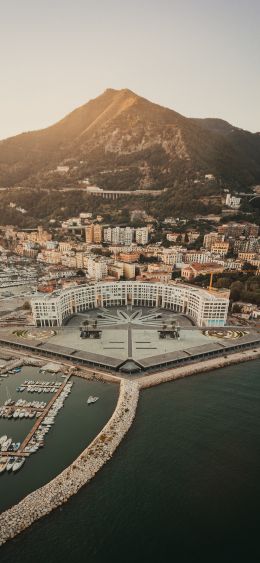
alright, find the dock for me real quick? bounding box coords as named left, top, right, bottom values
left=18, top=374, right=71, bottom=454
left=1, top=451, right=30, bottom=458
left=0, top=375, right=71, bottom=460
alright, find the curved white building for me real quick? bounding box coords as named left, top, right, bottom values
left=31, top=281, right=229, bottom=328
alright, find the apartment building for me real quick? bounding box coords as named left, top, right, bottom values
left=135, top=227, right=149, bottom=245
left=210, top=241, right=229, bottom=256
left=32, top=281, right=229, bottom=328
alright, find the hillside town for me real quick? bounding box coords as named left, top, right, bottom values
left=0, top=210, right=259, bottom=323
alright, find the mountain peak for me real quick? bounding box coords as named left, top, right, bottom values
left=0, top=88, right=260, bottom=190
left=103, top=87, right=137, bottom=96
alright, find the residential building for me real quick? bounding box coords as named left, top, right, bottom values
left=135, top=227, right=149, bottom=245
left=32, top=281, right=230, bottom=328
left=210, top=241, right=229, bottom=256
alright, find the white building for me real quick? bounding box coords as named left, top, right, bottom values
left=225, top=193, right=241, bottom=209
left=87, top=258, right=108, bottom=281
left=184, top=251, right=213, bottom=264
left=161, top=249, right=184, bottom=266
left=103, top=227, right=112, bottom=243
left=31, top=281, right=229, bottom=328
left=135, top=227, right=149, bottom=245
left=110, top=227, right=134, bottom=245
left=203, top=232, right=223, bottom=250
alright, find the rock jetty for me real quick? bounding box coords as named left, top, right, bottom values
left=0, top=379, right=139, bottom=546
left=138, top=347, right=260, bottom=389
left=0, top=356, right=42, bottom=375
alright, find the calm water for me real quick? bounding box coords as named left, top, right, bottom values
left=1, top=361, right=260, bottom=563
left=0, top=366, right=118, bottom=512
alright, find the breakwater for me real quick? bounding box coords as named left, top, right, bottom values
left=0, top=356, right=42, bottom=375
left=0, top=378, right=139, bottom=546
left=138, top=347, right=260, bottom=389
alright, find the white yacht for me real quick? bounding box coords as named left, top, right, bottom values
left=0, top=435, right=7, bottom=446
left=6, top=457, right=16, bottom=471
left=1, top=438, right=12, bottom=451
left=12, top=457, right=26, bottom=473
left=87, top=396, right=99, bottom=405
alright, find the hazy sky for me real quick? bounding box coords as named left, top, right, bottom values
left=0, top=0, right=259, bottom=139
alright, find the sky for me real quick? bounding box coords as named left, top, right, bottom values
left=0, top=0, right=259, bottom=139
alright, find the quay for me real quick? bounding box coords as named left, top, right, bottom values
left=18, top=375, right=71, bottom=454
left=0, top=342, right=260, bottom=547
left=1, top=451, right=30, bottom=458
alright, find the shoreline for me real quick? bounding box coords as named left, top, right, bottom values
left=0, top=378, right=139, bottom=546
left=138, top=347, right=260, bottom=389
left=0, top=347, right=260, bottom=546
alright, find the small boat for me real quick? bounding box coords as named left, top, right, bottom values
left=0, top=435, right=7, bottom=446
left=0, top=459, right=7, bottom=474
left=12, top=457, right=26, bottom=473
left=87, top=396, right=99, bottom=405
left=6, top=457, right=16, bottom=471
left=2, top=438, right=12, bottom=451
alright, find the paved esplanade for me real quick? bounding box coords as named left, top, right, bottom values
left=50, top=307, right=217, bottom=369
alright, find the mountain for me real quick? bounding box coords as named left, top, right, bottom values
left=0, top=88, right=260, bottom=191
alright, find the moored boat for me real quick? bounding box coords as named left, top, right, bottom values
left=0, top=458, right=7, bottom=474
left=0, top=435, right=7, bottom=446
left=6, top=456, right=16, bottom=471
left=12, top=457, right=26, bottom=473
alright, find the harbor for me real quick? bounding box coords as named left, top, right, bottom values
left=0, top=378, right=139, bottom=546
left=0, top=339, right=260, bottom=547
left=0, top=363, right=118, bottom=513
left=0, top=368, right=73, bottom=474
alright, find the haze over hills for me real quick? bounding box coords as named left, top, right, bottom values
left=0, top=88, right=260, bottom=191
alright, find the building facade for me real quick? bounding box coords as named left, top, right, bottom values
left=31, top=281, right=229, bottom=328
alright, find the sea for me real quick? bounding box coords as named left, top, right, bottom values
left=1, top=360, right=260, bottom=563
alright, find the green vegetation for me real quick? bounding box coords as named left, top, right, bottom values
left=0, top=88, right=260, bottom=199
left=194, top=271, right=260, bottom=306
left=12, top=330, right=28, bottom=337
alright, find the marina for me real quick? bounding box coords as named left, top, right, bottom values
left=0, top=360, right=259, bottom=562
left=0, top=332, right=259, bottom=548
left=0, top=375, right=73, bottom=474
left=0, top=378, right=138, bottom=546
left=0, top=364, right=118, bottom=513
left=0, top=400, right=47, bottom=419
left=16, top=380, right=62, bottom=393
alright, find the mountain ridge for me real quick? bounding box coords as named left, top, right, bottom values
left=0, top=88, right=260, bottom=190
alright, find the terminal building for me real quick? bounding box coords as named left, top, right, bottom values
left=31, top=281, right=229, bottom=328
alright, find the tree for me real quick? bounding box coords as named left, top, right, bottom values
left=242, top=262, right=257, bottom=273
left=230, top=281, right=243, bottom=302
left=76, top=269, right=86, bottom=277
left=232, top=303, right=242, bottom=314
left=23, top=301, right=31, bottom=311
